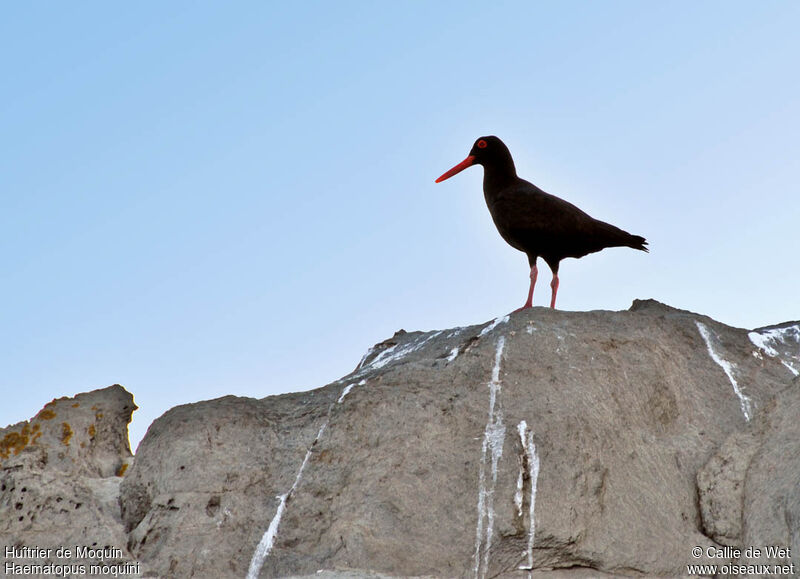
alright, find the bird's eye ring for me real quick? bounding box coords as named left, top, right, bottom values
left=477, top=140, right=488, bottom=149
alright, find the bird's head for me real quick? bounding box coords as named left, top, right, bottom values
left=435, top=136, right=512, bottom=183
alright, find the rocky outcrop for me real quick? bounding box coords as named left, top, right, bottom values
left=2, top=302, right=799, bottom=578
left=0, top=385, right=137, bottom=576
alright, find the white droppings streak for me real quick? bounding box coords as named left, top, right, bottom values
left=748, top=325, right=800, bottom=376
left=516, top=421, right=540, bottom=573
left=748, top=331, right=780, bottom=357
left=473, top=336, right=507, bottom=579
left=514, top=464, right=524, bottom=519
left=447, top=327, right=466, bottom=339
left=782, top=361, right=798, bottom=376
left=337, top=384, right=354, bottom=404
left=248, top=377, right=358, bottom=578
left=367, top=344, right=399, bottom=369
left=479, top=315, right=510, bottom=338
left=247, top=437, right=317, bottom=579
left=336, top=379, right=365, bottom=404
left=355, top=345, right=375, bottom=370
left=447, top=347, right=460, bottom=362
left=696, top=321, right=752, bottom=421
left=336, top=380, right=367, bottom=404
left=365, top=331, right=443, bottom=370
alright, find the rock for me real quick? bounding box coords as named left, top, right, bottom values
left=697, top=373, right=800, bottom=572
left=4, top=303, right=800, bottom=578
left=740, top=379, right=800, bottom=571
left=114, top=301, right=798, bottom=577
left=120, top=393, right=337, bottom=577
left=0, top=385, right=139, bottom=577
left=696, top=430, right=761, bottom=547
left=1, top=384, right=135, bottom=478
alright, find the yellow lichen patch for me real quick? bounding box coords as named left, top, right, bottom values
left=91, top=405, right=98, bottom=411
left=31, top=432, right=42, bottom=444
left=88, top=424, right=96, bottom=439
left=44, top=397, right=66, bottom=409
left=32, top=423, right=41, bottom=432
left=37, top=409, right=56, bottom=420
left=0, top=424, right=31, bottom=459
left=72, top=402, right=80, bottom=408
left=116, top=463, right=129, bottom=477
left=95, top=412, right=104, bottom=420
left=61, top=422, right=73, bottom=446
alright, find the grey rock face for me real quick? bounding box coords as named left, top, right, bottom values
left=0, top=385, right=138, bottom=576
left=116, top=301, right=798, bottom=577
left=4, top=303, right=800, bottom=578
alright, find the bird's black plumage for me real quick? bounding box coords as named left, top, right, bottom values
left=436, top=136, right=648, bottom=309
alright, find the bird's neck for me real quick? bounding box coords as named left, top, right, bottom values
left=482, top=158, right=518, bottom=193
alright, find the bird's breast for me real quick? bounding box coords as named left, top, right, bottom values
left=483, top=192, right=532, bottom=253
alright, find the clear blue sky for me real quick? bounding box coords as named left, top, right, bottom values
left=3, top=2, right=798, bottom=450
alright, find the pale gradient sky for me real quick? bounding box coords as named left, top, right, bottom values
left=2, top=2, right=798, bottom=450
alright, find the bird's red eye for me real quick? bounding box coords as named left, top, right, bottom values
left=477, top=140, right=488, bottom=149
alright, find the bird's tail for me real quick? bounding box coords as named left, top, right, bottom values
left=627, top=234, right=649, bottom=253
left=595, top=219, right=649, bottom=253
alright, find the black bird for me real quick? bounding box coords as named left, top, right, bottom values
left=436, top=136, right=648, bottom=310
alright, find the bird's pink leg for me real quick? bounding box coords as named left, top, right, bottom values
left=514, top=264, right=538, bottom=312
left=549, top=273, right=559, bottom=309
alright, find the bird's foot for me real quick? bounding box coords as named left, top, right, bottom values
left=512, top=304, right=533, bottom=314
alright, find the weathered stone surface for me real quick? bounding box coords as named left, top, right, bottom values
left=3, top=303, right=800, bottom=578
left=116, top=301, right=798, bottom=577
left=696, top=430, right=761, bottom=547
left=740, top=375, right=800, bottom=572
left=120, top=392, right=337, bottom=577
left=0, top=385, right=138, bottom=576
left=696, top=368, right=800, bottom=572
left=1, top=384, right=135, bottom=478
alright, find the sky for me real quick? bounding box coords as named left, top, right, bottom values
left=2, top=2, right=799, bottom=451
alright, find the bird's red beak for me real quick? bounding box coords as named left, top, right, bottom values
left=435, top=155, right=476, bottom=183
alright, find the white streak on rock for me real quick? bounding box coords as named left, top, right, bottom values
left=337, top=384, right=355, bottom=404
left=479, top=315, right=510, bottom=338
left=447, top=347, right=460, bottom=362
left=748, top=325, right=800, bottom=376
left=473, top=336, right=507, bottom=579
left=337, top=379, right=367, bottom=404
left=515, top=422, right=527, bottom=521
left=447, top=327, right=466, bottom=339
left=364, top=331, right=444, bottom=371
left=355, top=345, right=375, bottom=370
left=367, top=344, right=399, bottom=369
left=247, top=438, right=316, bottom=579
left=248, top=380, right=354, bottom=578
left=696, top=321, right=752, bottom=421
left=516, top=421, right=540, bottom=573
left=528, top=444, right=540, bottom=565
left=748, top=331, right=780, bottom=357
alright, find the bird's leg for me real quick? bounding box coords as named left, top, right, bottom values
left=549, top=273, right=559, bottom=309
left=514, top=263, right=538, bottom=312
